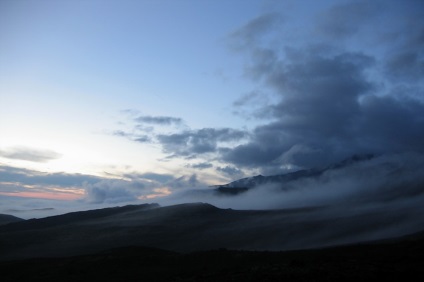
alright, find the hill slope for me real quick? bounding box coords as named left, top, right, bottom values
left=0, top=214, right=23, bottom=226
left=1, top=202, right=423, bottom=261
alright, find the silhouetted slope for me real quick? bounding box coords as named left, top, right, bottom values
left=1, top=235, right=424, bottom=281
left=1, top=203, right=159, bottom=231
left=1, top=201, right=423, bottom=261
left=0, top=214, right=23, bottom=226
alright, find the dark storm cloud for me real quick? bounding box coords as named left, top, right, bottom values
left=157, top=128, right=248, bottom=158
left=0, top=147, right=62, bottom=163
left=384, top=27, right=424, bottom=81
left=219, top=1, right=424, bottom=173
left=216, top=165, right=244, bottom=178
left=111, top=1, right=423, bottom=174
left=316, top=0, right=379, bottom=39
left=222, top=51, right=379, bottom=169
left=135, top=115, right=183, bottom=125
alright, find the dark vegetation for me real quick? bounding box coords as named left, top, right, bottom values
left=1, top=236, right=424, bottom=281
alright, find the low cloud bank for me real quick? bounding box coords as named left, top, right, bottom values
left=152, top=153, right=424, bottom=242
left=158, top=153, right=424, bottom=233
left=2, top=152, right=423, bottom=238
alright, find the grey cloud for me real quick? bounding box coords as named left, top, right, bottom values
left=384, top=27, right=424, bottom=81
left=83, top=179, right=141, bottom=204
left=0, top=165, right=101, bottom=187
left=188, top=174, right=199, bottom=187
left=223, top=51, right=377, bottom=169
left=113, top=113, right=184, bottom=144
left=134, top=135, right=151, bottom=143
left=135, top=115, right=183, bottom=125
left=357, top=94, right=424, bottom=152
left=229, top=13, right=282, bottom=49
left=113, top=1, right=423, bottom=175
left=221, top=142, right=286, bottom=169
left=134, top=124, right=154, bottom=132
left=223, top=46, right=424, bottom=171
left=112, top=130, right=152, bottom=143
left=386, top=51, right=424, bottom=80
left=0, top=164, right=177, bottom=205
left=0, top=147, right=62, bottom=163
left=376, top=2, right=424, bottom=81
left=157, top=128, right=248, bottom=158
left=165, top=174, right=204, bottom=189
left=316, top=0, right=380, bottom=39
left=216, top=165, right=244, bottom=178
left=245, top=48, right=279, bottom=81
left=233, top=91, right=262, bottom=107
left=186, top=162, right=213, bottom=170
left=126, top=172, right=175, bottom=184
left=112, top=130, right=129, bottom=137
left=163, top=153, right=424, bottom=210
left=221, top=2, right=424, bottom=173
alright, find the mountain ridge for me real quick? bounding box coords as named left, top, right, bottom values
left=214, top=154, right=376, bottom=194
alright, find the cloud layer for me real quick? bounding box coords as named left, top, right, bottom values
left=111, top=1, right=424, bottom=178
left=220, top=0, right=424, bottom=173
left=0, top=147, right=62, bottom=163
left=0, top=164, right=204, bottom=214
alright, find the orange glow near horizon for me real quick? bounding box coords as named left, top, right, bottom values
left=0, top=191, right=83, bottom=201
left=138, top=187, right=172, bottom=200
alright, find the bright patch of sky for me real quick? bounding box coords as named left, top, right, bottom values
left=1, top=0, right=262, bottom=175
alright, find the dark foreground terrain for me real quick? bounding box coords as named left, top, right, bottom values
left=1, top=236, right=424, bottom=281
left=1, top=202, right=424, bottom=280
left=2, top=202, right=424, bottom=261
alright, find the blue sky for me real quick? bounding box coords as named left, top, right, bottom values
left=1, top=0, right=423, bottom=217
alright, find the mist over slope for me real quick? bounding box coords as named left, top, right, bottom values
left=1, top=153, right=423, bottom=260
left=163, top=153, right=424, bottom=210
left=216, top=154, right=375, bottom=191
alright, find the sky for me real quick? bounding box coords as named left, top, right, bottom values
left=1, top=0, right=423, bottom=218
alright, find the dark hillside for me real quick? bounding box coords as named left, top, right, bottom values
left=1, top=235, right=424, bottom=281
left=1, top=202, right=423, bottom=261
left=0, top=214, right=23, bottom=226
